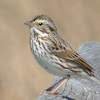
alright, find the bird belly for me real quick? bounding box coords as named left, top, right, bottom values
left=33, top=52, right=71, bottom=78
left=33, top=52, right=99, bottom=83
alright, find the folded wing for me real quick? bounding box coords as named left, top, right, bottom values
left=52, top=50, right=95, bottom=76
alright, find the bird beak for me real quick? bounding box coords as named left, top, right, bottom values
left=24, top=21, right=33, bottom=27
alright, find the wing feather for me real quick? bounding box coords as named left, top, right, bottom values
left=49, top=35, right=94, bottom=76
left=52, top=50, right=94, bottom=75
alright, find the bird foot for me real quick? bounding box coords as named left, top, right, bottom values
left=40, top=78, right=68, bottom=97
left=40, top=89, right=63, bottom=97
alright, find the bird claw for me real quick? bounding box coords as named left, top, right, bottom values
left=40, top=90, right=63, bottom=97
left=40, top=90, right=48, bottom=95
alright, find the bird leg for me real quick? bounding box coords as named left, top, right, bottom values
left=46, top=78, right=66, bottom=91
left=40, top=77, right=69, bottom=96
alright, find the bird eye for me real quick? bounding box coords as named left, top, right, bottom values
left=39, top=23, right=43, bottom=26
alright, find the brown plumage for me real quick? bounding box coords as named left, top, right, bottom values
left=24, top=14, right=100, bottom=96
left=52, top=50, right=94, bottom=76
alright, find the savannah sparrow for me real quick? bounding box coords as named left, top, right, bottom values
left=24, top=15, right=100, bottom=95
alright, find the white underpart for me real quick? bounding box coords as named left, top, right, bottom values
left=30, top=27, right=100, bottom=84
left=30, top=27, right=72, bottom=78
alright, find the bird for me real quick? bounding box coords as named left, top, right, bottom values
left=24, top=14, right=100, bottom=96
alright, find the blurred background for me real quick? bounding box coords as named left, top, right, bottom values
left=0, top=0, right=100, bottom=100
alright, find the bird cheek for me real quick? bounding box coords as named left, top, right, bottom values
left=43, top=27, right=50, bottom=34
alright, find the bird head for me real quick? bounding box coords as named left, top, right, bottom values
left=24, top=15, right=57, bottom=35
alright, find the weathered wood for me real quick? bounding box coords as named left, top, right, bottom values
left=37, top=42, right=100, bottom=100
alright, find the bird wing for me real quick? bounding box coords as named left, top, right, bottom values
left=52, top=49, right=94, bottom=76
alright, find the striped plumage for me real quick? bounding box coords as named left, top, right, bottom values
left=25, top=15, right=100, bottom=94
